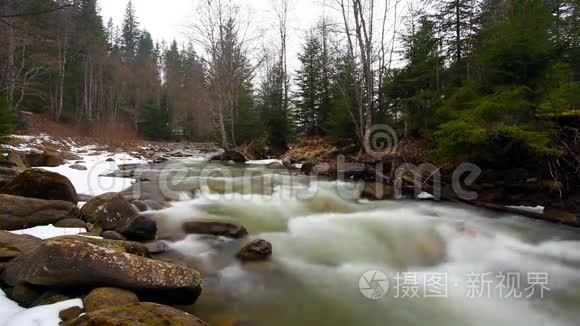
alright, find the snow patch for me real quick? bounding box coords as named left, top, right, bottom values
left=246, top=159, right=283, bottom=165
left=417, top=192, right=435, bottom=199
left=9, top=225, right=86, bottom=240
left=507, top=205, right=545, bottom=214
left=0, top=291, right=24, bottom=325
left=41, top=152, right=146, bottom=196
left=2, top=298, right=83, bottom=326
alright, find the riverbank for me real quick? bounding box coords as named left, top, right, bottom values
left=0, top=134, right=219, bottom=324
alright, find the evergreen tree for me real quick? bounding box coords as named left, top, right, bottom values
left=258, top=62, right=290, bottom=155
left=434, top=0, right=480, bottom=84
left=294, top=31, right=325, bottom=134
left=435, top=0, right=560, bottom=160
left=121, top=0, right=140, bottom=63
left=384, top=14, right=443, bottom=136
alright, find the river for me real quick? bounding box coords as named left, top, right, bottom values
left=130, top=155, right=580, bottom=326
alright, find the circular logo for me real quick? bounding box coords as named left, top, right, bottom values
left=363, top=124, right=399, bottom=158
left=359, top=270, right=389, bottom=300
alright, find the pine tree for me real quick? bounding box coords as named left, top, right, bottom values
left=435, top=0, right=560, bottom=159
left=121, top=0, right=140, bottom=63
left=294, top=31, right=324, bottom=134
left=434, top=0, right=480, bottom=84
left=384, top=14, right=442, bottom=135
left=258, top=61, right=290, bottom=155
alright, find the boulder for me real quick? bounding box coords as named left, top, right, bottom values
left=101, top=230, right=127, bottom=241
left=51, top=236, right=151, bottom=257
left=2, top=236, right=201, bottom=305
left=0, top=167, right=19, bottom=188
left=10, top=283, right=44, bottom=307
left=83, top=287, right=139, bottom=312
left=62, top=303, right=208, bottom=326
left=131, top=200, right=149, bottom=212
left=30, top=290, right=71, bottom=307
left=0, top=195, right=81, bottom=230
left=0, top=169, right=78, bottom=204
left=116, top=215, right=157, bottom=241
left=236, top=239, right=272, bottom=261
left=23, top=151, right=65, bottom=167
left=69, top=164, right=87, bottom=171
left=0, top=231, right=42, bottom=262
left=7, top=151, right=26, bottom=170
left=144, top=241, right=170, bottom=255
left=210, top=151, right=247, bottom=163
left=360, top=182, right=395, bottom=200
left=59, top=306, right=82, bottom=322
left=81, top=193, right=138, bottom=230
left=54, top=218, right=87, bottom=229
left=183, top=221, right=248, bottom=239
left=0, top=159, right=17, bottom=169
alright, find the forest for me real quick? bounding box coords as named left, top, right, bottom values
left=0, top=0, right=579, bottom=163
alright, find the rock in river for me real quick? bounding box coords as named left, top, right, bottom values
left=1, top=236, right=201, bottom=305
left=210, top=150, right=247, bottom=163
left=0, top=169, right=78, bottom=204
left=116, top=215, right=157, bottom=242
left=81, top=192, right=138, bottom=230
left=183, top=221, right=248, bottom=239
left=62, top=302, right=208, bottom=326
left=236, top=239, right=273, bottom=261
left=0, top=194, right=81, bottom=230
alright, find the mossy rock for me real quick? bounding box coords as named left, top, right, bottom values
left=0, top=230, right=42, bottom=261
left=0, top=194, right=81, bottom=230
left=62, top=302, right=208, bottom=326
left=83, top=287, right=139, bottom=312
left=2, top=236, right=201, bottom=305
left=30, top=291, right=71, bottom=307
left=81, top=193, right=138, bottom=230
left=0, top=169, right=78, bottom=204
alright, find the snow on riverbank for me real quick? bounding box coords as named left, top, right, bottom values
left=9, top=226, right=86, bottom=240
left=42, top=151, right=146, bottom=196
left=1, top=299, right=83, bottom=326
left=1, top=135, right=145, bottom=325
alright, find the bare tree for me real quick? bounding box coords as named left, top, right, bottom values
left=193, top=0, right=253, bottom=149
left=335, top=0, right=377, bottom=151
left=272, top=0, right=290, bottom=115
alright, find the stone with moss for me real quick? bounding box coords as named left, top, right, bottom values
left=2, top=236, right=201, bottom=305
left=83, top=287, right=139, bottom=312
left=62, top=302, right=208, bottom=326
left=0, top=169, right=78, bottom=204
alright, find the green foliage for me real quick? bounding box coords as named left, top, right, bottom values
left=294, top=30, right=332, bottom=135
left=0, top=98, right=16, bottom=143
left=476, top=0, right=553, bottom=86
left=383, top=15, right=443, bottom=135
left=235, top=88, right=263, bottom=145
left=435, top=86, right=557, bottom=159
left=141, top=99, right=171, bottom=141
left=431, top=0, right=572, bottom=161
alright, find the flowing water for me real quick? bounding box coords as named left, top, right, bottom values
left=135, top=156, right=580, bottom=326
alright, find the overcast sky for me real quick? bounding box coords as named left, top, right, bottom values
left=98, top=0, right=404, bottom=71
